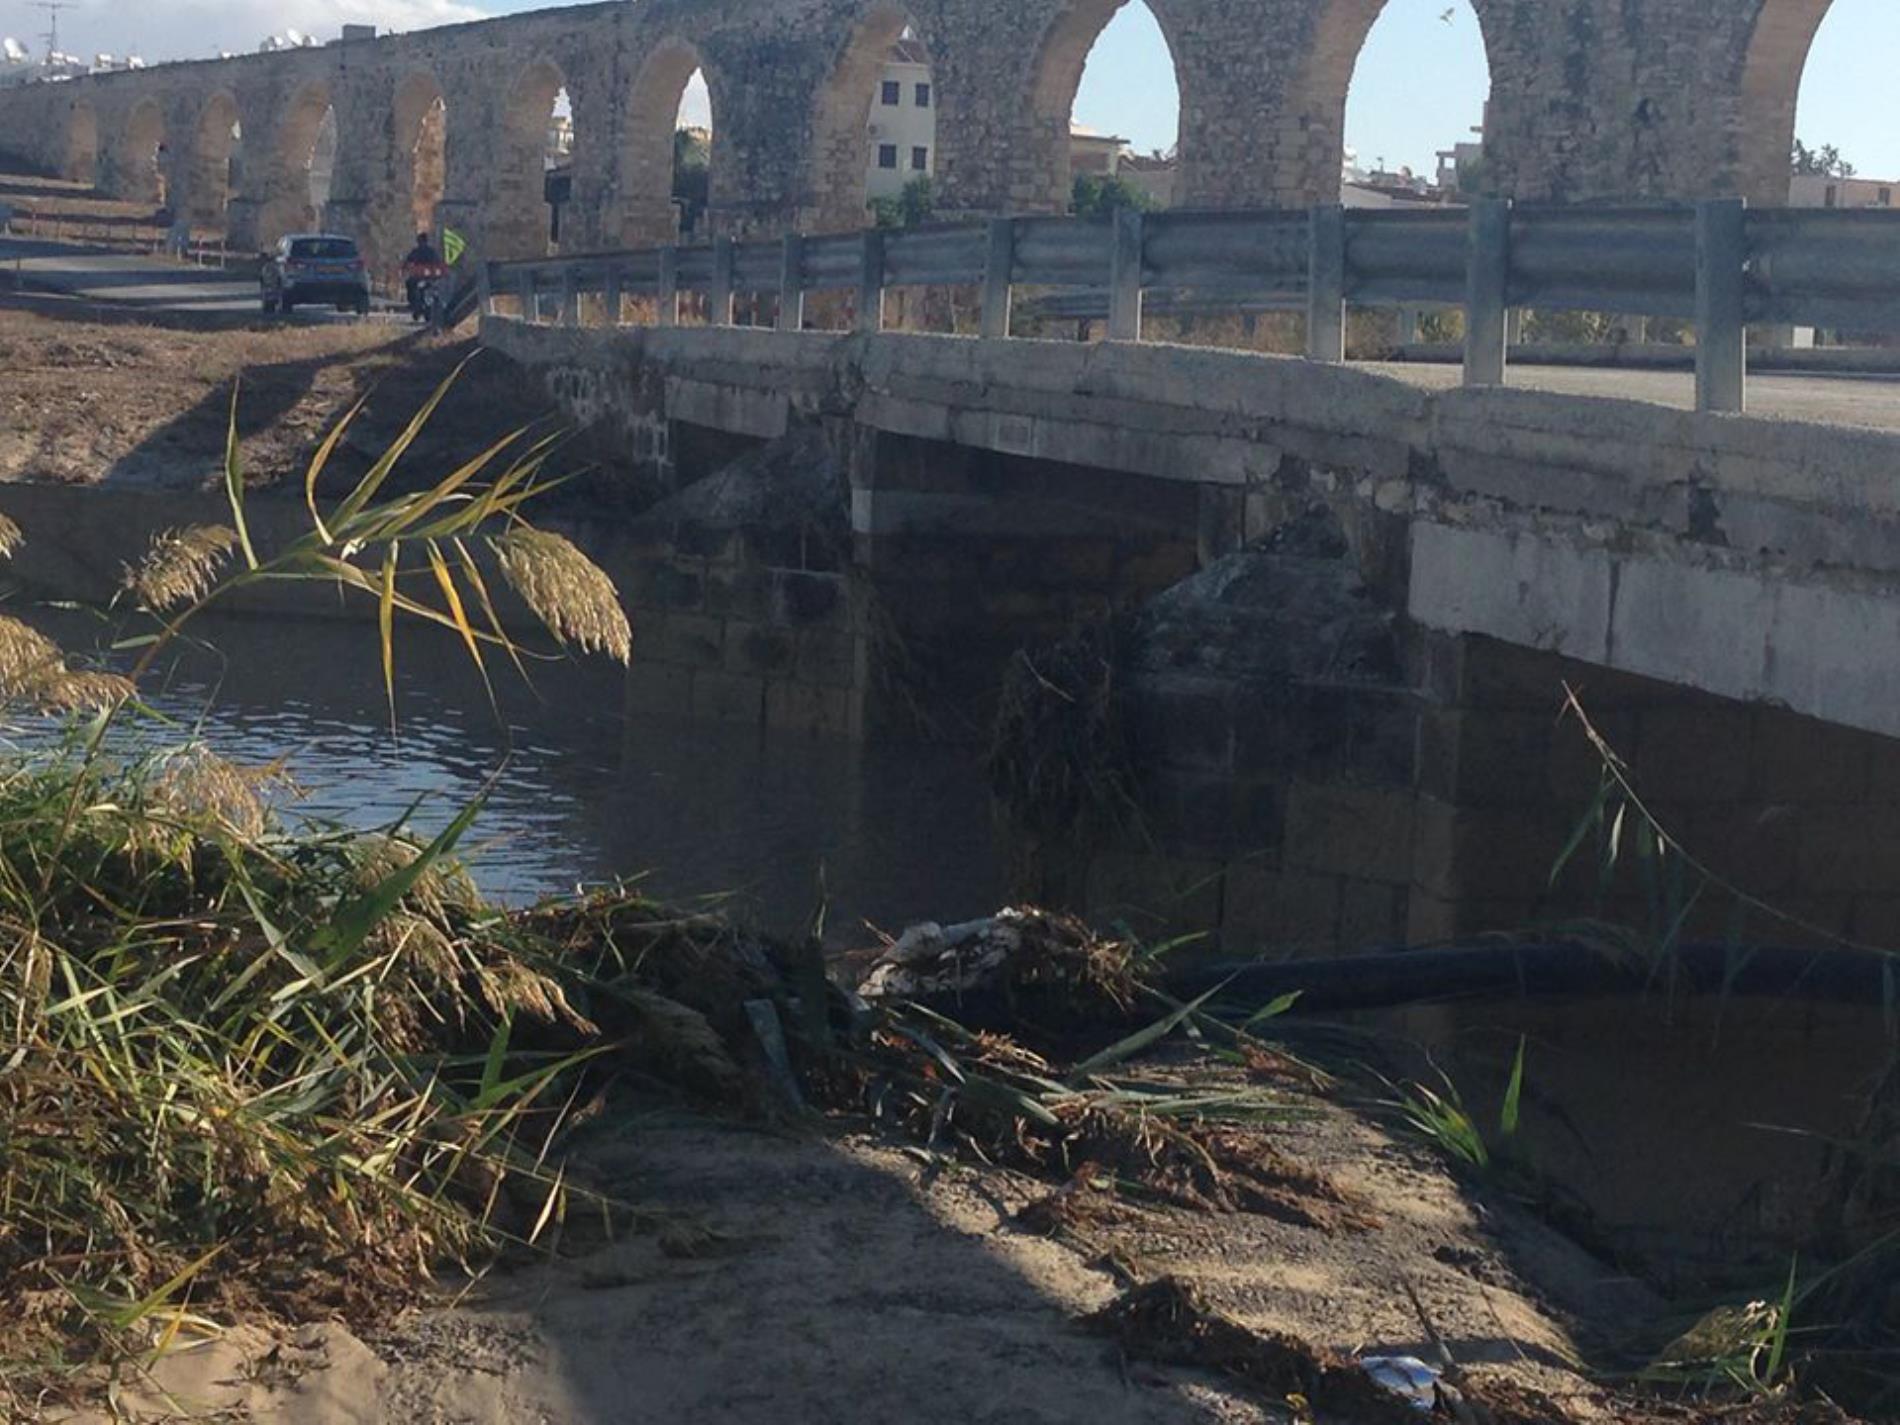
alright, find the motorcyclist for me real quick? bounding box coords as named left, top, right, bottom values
left=402, top=232, right=443, bottom=320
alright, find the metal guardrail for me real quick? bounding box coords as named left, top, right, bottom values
left=480, top=199, right=1900, bottom=415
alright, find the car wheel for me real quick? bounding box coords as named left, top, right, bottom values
left=281, top=298, right=296, bottom=315
left=260, top=295, right=277, bottom=315
left=356, top=297, right=371, bottom=317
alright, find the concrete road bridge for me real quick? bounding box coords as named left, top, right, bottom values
left=476, top=195, right=1900, bottom=955
left=0, top=0, right=1875, bottom=280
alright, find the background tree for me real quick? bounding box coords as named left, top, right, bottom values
left=1793, top=138, right=1856, bottom=178
left=673, top=128, right=710, bottom=237
left=1070, top=172, right=1157, bottom=221
left=870, top=175, right=934, bottom=230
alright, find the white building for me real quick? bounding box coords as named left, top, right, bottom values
left=866, top=37, right=935, bottom=201
left=1790, top=171, right=1896, bottom=209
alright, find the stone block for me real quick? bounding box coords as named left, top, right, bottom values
left=1284, top=781, right=1415, bottom=885
left=1083, top=852, right=1225, bottom=941
left=1795, top=809, right=1900, bottom=895
left=772, top=569, right=845, bottom=626
left=1633, top=705, right=1753, bottom=804
left=1124, top=678, right=1234, bottom=774
left=797, top=627, right=862, bottom=687
left=624, top=662, right=693, bottom=719
left=644, top=612, right=725, bottom=668
left=631, top=559, right=705, bottom=613
left=1338, top=879, right=1408, bottom=951
left=766, top=681, right=856, bottom=737
left=702, top=565, right=772, bottom=621
left=691, top=671, right=765, bottom=727
left=1410, top=796, right=1582, bottom=903
left=1749, top=711, right=1873, bottom=804
left=724, top=621, right=796, bottom=677
left=1221, top=865, right=1341, bottom=954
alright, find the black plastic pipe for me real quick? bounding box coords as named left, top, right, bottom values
left=1164, top=941, right=1899, bottom=1015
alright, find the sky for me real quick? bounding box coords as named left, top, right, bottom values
left=2, top=0, right=1894, bottom=181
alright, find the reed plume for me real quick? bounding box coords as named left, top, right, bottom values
left=492, top=528, right=633, bottom=664
left=124, top=525, right=240, bottom=612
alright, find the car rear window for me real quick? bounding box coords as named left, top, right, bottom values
left=289, top=238, right=357, bottom=260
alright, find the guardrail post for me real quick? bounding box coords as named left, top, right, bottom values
left=476, top=261, right=494, bottom=318
left=603, top=264, right=623, bottom=327
left=857, top=228, right=886, bottom=334
left=1306, top=205, right=1346, bottom=362
left=559, top=267, right=580, bottom=328
left=515, top=271, right=537, bottom=324
left=710, top=237, right=735, bottom=327
left=658, top=246, right=679, bottom=326
left=1396, top=304, right=1419, bottom=346
left=777, top=232, right=806, bottom=332
left=1695, top=197, right=1748, bottom=414
left=1463, top=198, right=1511, bottom=386
left=981, top=217, right=1015, bottom=339
left=1108, top=207, right=1145, bottom=342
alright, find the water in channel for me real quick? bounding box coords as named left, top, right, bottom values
left=5, top=606, right=1006, bottom=941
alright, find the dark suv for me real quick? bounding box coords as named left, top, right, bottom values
left=261, top=234, right=371, bottom=316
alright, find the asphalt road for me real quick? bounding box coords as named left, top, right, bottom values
left=0, top=236, right=403, bottom=323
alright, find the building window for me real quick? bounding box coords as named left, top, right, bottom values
left=1825, top=184, right=1838, bottom=207
left=911, top=146, right=928, bottom=172
left=878, top=144, right=898, bottom=170
left=881, top=81, right=900, bottom=106
left=915, top=83, right=931, bottom=109
left=1882, top=187, right=1893, bottom=207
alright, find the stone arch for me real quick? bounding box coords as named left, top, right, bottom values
left=259, top=81, right=335, bottom=241
left=1018, top=0, right=1185, bottom=213
left=63, top=99, right=99, bottom=185
left=393, top=70, right=450, bottom=239
left=492, top=55, right=568, bottom=258
left=805, top=4, right=933, bottom=232
left=1286, top=0, right=1500, bottom=204
left=618, top=37, right=712, bottom=245
left=185, top=89, right=244, bottom=230
left=1738, top=0, right=1835, bottom=205
left=120, top=97, right=168, bottom=205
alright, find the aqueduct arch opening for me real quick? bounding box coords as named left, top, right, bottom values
left=262, top=82, right=336, bottom=241
left=1292, top=0, right=1495, bottom=205
left=183, top=91, right=243, bottom=234
left=1340, top=0, right=1490, bottom=197
left=1739, top=0, right=1835, bottom=206
left=620, top=38, right=714, bottom=245
left=64, top=100, right=99, bottom=186
left=806, top=5, right=932, bottom=232
left=393, top=71, right=449, bottom=239
left=120, top=99, right=168, bottom=206
left=1023, top=0, right=1183, bottom=214
left=1743, top=0, right=1892, bottom=209
left=493, top=56, right=568, bottom=258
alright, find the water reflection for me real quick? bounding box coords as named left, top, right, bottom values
left=7, top=607, right=1004, bottom=939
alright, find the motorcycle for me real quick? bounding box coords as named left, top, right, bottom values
left=402, top=259, right=452, bottom=324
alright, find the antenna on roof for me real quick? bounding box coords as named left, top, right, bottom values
left=30, top=1, right=74, bottom=56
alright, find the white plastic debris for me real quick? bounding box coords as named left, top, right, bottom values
left=1359, top=1354, right=1442, bottom=1411
left=856, top=912, right=1026, bottom=1000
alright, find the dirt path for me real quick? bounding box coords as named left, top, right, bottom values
left=46, top=1078, right=1669, bottom=1425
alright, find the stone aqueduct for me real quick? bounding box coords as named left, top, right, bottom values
left=0, top=0, right=1860, bottom=277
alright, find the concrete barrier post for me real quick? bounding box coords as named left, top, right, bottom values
left=857, top=229, right=886, bottom=334
left=1463, top=198, right=1511, bottom=386
left=1306, top=205, right=1346, bottom=362
left=710, top=237, right=735, bottom=327
left=981, top=217, right=1015, bottom=339
left=515, top=271, right=537, bottom=324
left=777, top=232, right=806, bottom=332
left=603, top=264, right=623, bottom=327
left=1696, top=198, right=1748, bottom=414
left=476, top=260, right=494, bottom=318
left=1109, top=207, right=1145, bottom=342
left=658, top=246, right=680, bottom=327
left=559, top=267, right=580, bottom=328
